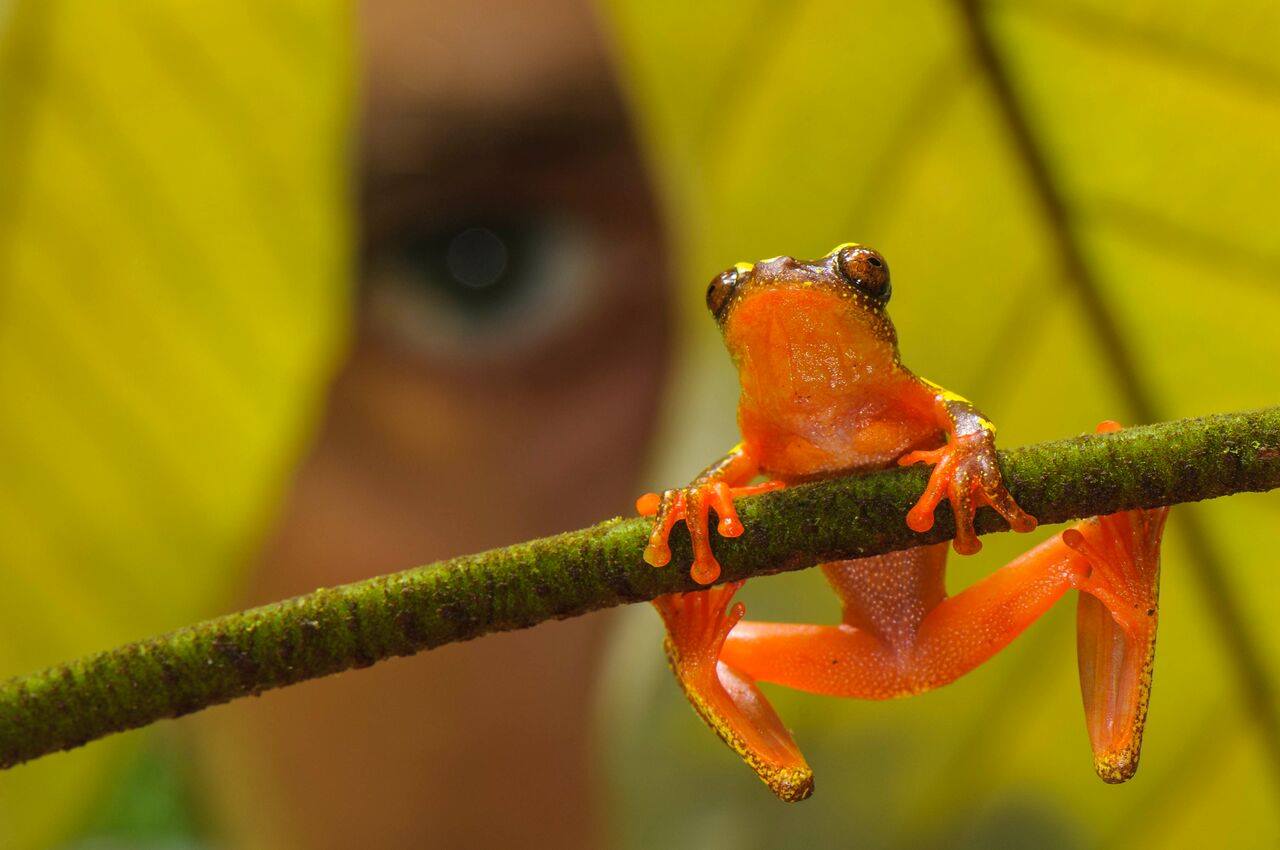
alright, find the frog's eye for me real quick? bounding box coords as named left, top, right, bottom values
left=706, top=266, right=744, bottom=319
left=835, top=245, right=891, bottom=305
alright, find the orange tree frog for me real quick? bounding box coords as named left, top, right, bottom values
left=638, top=245, right=1169, bottom=801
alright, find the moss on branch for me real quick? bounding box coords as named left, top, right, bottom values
left=3, top=407, right=1280, bottom=770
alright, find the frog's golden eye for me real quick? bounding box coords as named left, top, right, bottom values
left=835, top=245, right=891, bottom=306
left=706, top=266, right=744, bottom=319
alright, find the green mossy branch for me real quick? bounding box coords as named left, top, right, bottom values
left=3, top=407, right=1280, bottom=770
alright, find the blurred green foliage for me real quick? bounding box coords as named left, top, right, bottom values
left=601, top=1, right=1280, bottom=847
left=70, top=740, right=207, bottom=847
left=0, top=2, right=351, bottom=846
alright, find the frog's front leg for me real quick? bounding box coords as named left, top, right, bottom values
left=637, top=443, right=783, bottom=584
left=898, top=379, right=1037, bottom=554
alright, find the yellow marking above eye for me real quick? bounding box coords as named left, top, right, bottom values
left=733, top=262, right=753, bottom=275
left=827, top=241, right=861, bottom=256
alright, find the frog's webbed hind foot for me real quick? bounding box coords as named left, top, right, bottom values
left=653, top=583, right=813, bottom=802
left=1063, top=421, right=1171, bottom=783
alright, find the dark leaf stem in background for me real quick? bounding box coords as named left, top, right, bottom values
left=957, top=0, right=1280, bottom=787
left=3, top=407, right=1280, bottom=770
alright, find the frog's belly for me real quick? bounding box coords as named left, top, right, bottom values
left=749, top=410, right=941, bottom=481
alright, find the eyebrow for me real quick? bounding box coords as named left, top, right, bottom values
left=358, top=76, right=632, bottom=190
left=355, top=74, right=637, bottom=263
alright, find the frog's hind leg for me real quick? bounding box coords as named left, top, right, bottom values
left=1057, top=420, right=1170, bottom=783
left=653, top=583, right=813, bottom=802
left=718, top=547, right=948, bottom=700
left=721, top=539, right=1088, bottom=699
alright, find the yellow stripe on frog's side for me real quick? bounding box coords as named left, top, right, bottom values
left=919, top=377, right=968, bottom=404
left=921, top=378, right=997, bottom=434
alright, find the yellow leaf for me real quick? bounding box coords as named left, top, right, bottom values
left=601, top=0, right=1280, bottom=845
left=0, top=2, right=351, bottom=846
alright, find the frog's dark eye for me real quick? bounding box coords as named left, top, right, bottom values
left=706, top=266, right=744, bottom=319
left=835, top=245, right=891, bottom=306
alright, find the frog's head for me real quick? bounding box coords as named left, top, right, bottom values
left=707, top=244, right=900, bottom=386
left=706, top=244, right=892, bottom=326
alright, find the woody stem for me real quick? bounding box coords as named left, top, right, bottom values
left=3, top=406, right=1280, bottom=770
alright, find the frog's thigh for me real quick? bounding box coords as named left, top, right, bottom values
left=723, top=540, right=1081, bottom=699
left=720, top=621, right=907, bottom=699
left=909, top=533, right=1081, bottom=690
left=720, top=548, right=947, bottom=699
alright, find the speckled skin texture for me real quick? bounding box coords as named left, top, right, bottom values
left=652, top=247, right=1166, bottom=799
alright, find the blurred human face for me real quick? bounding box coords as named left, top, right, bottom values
left=199, top=1, right=672, bottom=848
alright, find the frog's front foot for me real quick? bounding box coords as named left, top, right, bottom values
left=898, top=433, right=1036, bottom=555
left=636, top=480, right=784, bottom=584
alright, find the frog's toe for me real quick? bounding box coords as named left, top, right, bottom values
left=707, top=479, right=785, bottom=538
left=904, top=453, right=954, bottom=534
left=639, top=489, right=687, bottom=568
left=635, top=491, right=662, bottom=516
left=684, top=485, right=724, bottom=584
left=982, top=484, right=1038, bottom=534
left=948, top=469, right=983, bottom=555
left=973, top=459, right=1037, bottom=536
